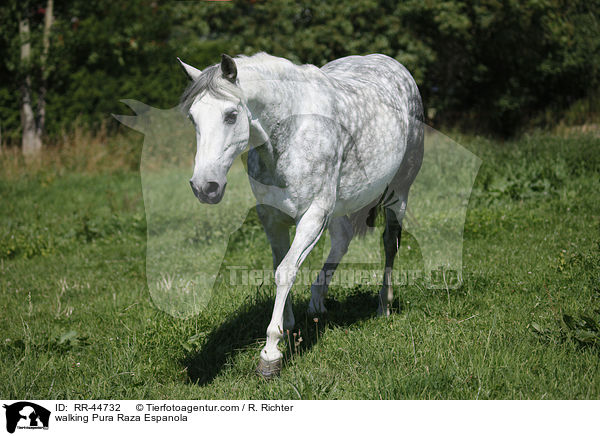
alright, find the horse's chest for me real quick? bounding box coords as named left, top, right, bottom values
left=247, top=141, right=341, bottom=218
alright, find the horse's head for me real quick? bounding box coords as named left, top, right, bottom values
left=179, top=54, right=250, bottom=204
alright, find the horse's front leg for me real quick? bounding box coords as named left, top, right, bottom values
left=257, top=204, right=330, bottom=378
left=256, top=204, right=295, bottom=331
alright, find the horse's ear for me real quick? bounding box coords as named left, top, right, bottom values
left=220, top=54, right=237, bottom=83
left=177, top=57, right=202, bottom=81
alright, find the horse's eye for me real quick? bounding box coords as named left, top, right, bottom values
left=224, top=110, right=238, bottom=124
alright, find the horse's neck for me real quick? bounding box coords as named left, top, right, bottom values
left=240, top=65, right=313, bottom=138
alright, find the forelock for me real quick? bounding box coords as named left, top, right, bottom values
left=179, top=65, right=244, bottom=113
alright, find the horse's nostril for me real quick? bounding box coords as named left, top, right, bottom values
left=204, top=181, right=220, bottom=195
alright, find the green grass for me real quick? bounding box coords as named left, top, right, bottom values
left=1, top=132, right=599, bottom=399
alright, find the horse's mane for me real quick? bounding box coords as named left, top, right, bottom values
left=179, top=53, right=323, bottom=113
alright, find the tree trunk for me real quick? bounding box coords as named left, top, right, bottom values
left=37, top=0, right=54, bottom=141
left=19, top=0, right=54, bottom=159
left=19, top=18, right=41, bottom=158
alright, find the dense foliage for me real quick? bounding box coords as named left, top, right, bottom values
left=1, top=0, right=599, bottom=142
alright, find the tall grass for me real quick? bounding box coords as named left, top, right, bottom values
left=0, top=125, right=141, bottom=179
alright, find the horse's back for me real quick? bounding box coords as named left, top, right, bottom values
left=321, top=53, right=409, bottom=82
left=321, top=54, right=423, bottom=121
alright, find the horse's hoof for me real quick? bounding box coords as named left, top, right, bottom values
left=256, top=357, right=282, bottom=380
left=377, top=305, right=391, bottom=317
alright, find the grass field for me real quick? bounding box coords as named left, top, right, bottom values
left=1, top=131, right=599, bottom=399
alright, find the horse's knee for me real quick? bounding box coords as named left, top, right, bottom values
left=332, top=244, right=349, bottom=259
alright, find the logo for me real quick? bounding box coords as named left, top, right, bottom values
left=3, top=402, right=50, bottom=434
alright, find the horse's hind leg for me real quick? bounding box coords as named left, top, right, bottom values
left=378, top=196, right=407, bottom=316
left=256, top=204, right=295, bottom=331
left=308, top=215, right=353, bottom=315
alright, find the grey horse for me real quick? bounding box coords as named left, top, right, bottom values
left=179, top=52, right=423, bottom=378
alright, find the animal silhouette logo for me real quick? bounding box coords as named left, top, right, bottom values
left=3, top=402, right=50, bottom=433
left=114, top=99, right=480, bottom=319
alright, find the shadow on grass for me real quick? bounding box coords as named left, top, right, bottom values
left=181, top=210, right=421, bottom=386
left=182, top=286, right=379, bottom=386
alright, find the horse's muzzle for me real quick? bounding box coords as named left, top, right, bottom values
left=189, top=179, right=227, bottom=204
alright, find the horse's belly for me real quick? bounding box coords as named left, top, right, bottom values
left=333, top=147, right=402, bottom=215
left=333, top=184, right=386, bottom=216
left=332, top=103, right=409, bottom=216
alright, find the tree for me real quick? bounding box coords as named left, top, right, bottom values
left=19, top=0, right=53, bottom=158
left=1, top=0, right=598, bottom=140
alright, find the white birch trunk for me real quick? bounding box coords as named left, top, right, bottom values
left=37, top=0, right=54, bottom=142
left=19, top=18, right=41, bottom=157
left=20, top=0, right=53, bottom=158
